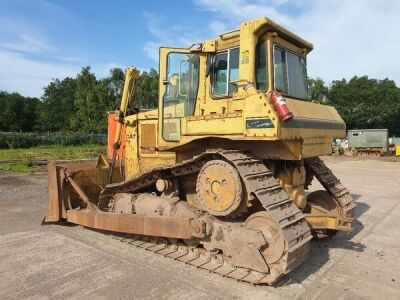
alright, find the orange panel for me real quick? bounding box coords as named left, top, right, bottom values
left=107, top=112, right=126, bottom=160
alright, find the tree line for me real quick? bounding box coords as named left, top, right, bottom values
left=1, top=68, right=400, bottom=135
left=309, top=76, right=400, bottom=136
left=0, top=67, right=158, bottom=134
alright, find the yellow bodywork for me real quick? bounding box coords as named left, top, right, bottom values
left=45, top=17, right=354, bottom=254
left=123, top=17, right=345, bottom=179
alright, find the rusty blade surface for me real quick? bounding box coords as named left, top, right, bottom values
left=44, top=160, right=124, bottom=223
left=45, top=162, right=61, bottom=222
left=66, top=210, right=193, bottom=239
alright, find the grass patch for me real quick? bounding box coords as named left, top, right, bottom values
left=0, top=162, right=41, bottom=173
left=0, top=144, right=106, bottom=174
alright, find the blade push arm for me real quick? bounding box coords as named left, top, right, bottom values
left=109, top=67, right=140, bottom=183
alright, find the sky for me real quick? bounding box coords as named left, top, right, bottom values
left=0, top=0, right=399, bottom=98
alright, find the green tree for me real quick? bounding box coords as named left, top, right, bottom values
left=135, top=68, right=159, bottom=109
left=308, top=77, right=328, bottom=101
left=73, top=66, right=101, bottom=132
left=328, top=76, right=400, bottom=135
left=0, top=91, right=8, bottom=131
left=0, top=91, right=41, bottom=132
left=108, top=68, right=125, bottom=107
left=5, top=92, right=24, bottom=131
left=39, top=77, right=77, bottom=131
left=22, top=97, right=41, bottom=131
left=97, top=68, right=125, bottom=114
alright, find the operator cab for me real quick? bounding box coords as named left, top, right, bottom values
left=157, top=17, right=315, bottom=145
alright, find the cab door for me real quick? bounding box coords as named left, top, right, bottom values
left=158, top=48, right=200, bottom=146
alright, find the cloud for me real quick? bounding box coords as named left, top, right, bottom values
left=142, top=13, right=206, bottom=63
left=0, top=48, right=124, bottom=97
left=208, top=21, right=229, bottom=37
left=0, top=12, right=121, bottom=97
left=193, top=0, right=400, bottom=85
left=0, top=50, right=79, bottom=97
left=143, top=41, right=160, bottom=62
left=295, top=0, right=400, bottom=84
left=194, top=0, right=294, bottom=28
left=1, top=35, right=52, bottom=54
left=0, top=17, right=52, bottom=54
left=0, top=12, right=81, bottom=97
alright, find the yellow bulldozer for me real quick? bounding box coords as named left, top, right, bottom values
left=44, top=17, right=355, bottom=285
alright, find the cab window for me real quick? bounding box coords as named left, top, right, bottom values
left=273, top=45, right=308, bottom=99
left=274, top=46, right=287, bottom=93
left=162, top=53, right=199, bottom=141
left=255, top=40, right=268, bottom=91
left=212, top=47, right=239, bottom=97
left=287, top=51, right=308, bottom=99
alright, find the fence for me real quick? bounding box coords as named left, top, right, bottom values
left=0, top=132, right=107, bottom=149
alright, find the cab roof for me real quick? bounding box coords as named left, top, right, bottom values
left=208, top=16, right=313, bottom=53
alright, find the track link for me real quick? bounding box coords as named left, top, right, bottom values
left=114, top=233, right=304, bottom=285
left=116, top=234, right=270, bottom=284
left=217, top=151, right=312, bottom=273
left=101, top=150, right=313, bottom=284
left=305, top=157, right=355, bottom=214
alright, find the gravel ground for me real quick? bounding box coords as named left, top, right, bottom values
left=0, top=156, right=399, bottom=299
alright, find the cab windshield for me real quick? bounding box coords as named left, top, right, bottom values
left=273, top=45, right=308, bottom=99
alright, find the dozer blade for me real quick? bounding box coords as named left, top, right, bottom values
left=44, top=158, right=123, bottom=223
left=66, top=210, right=198, bottom=239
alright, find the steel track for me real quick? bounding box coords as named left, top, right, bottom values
left=113, top=232, right=307, bottom=285
left=305, top=157, right=355, bottom=214
left=101, top=150, right=313, bottom=284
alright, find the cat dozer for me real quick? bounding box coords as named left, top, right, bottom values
left=44, top=17, right=355, bottom=285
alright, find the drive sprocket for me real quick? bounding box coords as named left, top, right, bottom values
left=196, top=160, right=243, bottom=216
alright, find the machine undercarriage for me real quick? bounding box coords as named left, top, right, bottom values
left=45, top=150, right=354, bottom=285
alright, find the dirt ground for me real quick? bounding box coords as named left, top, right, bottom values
left=0, top=156, right=399, bottom=299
